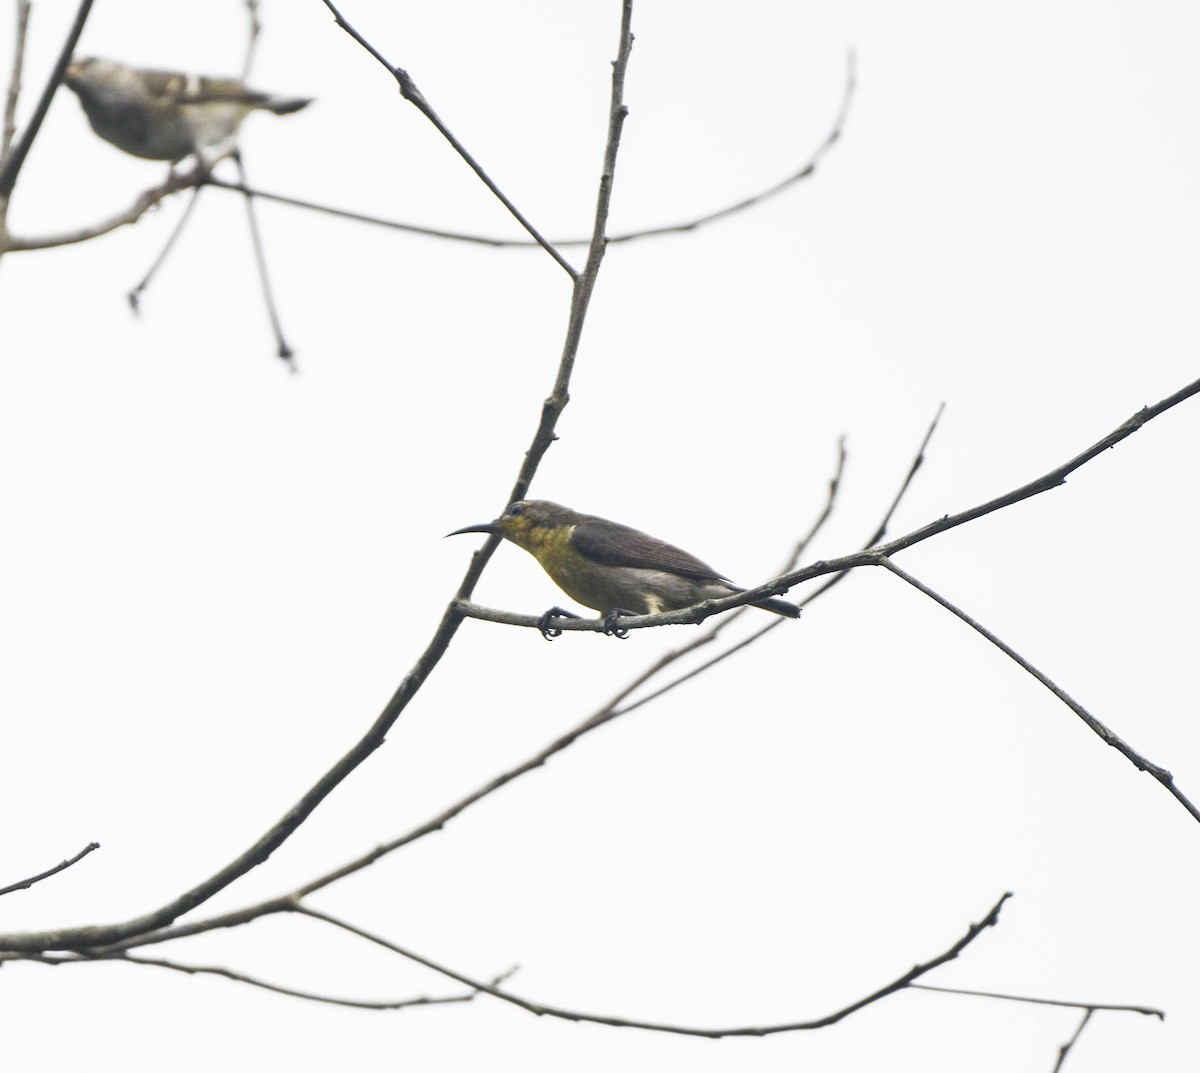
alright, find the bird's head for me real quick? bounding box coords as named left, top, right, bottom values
left=63, top=57, right=123, bottom=100
left=447, top=500, right=580, bottom=553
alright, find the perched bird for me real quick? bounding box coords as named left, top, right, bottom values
left=449, top=500, right=801, bottom=638
left=63, top=57, right=311, bottom=168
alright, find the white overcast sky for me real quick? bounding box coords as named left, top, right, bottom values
left=2, top=2, right=1199, bottom=1071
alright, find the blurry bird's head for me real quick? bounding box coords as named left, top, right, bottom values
left=64, top=57, right=135, bottom=110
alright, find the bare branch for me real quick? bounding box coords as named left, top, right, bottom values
left=0, top=0, right=95, bottom=199
left=320, top=0, right=575, bottom=278
left=603, top=48, right=855, bottom=245
left=233, top=152, right=295, bottom=364
left=0, top=0, right=637, bottom=957
left=3, top=171, right=201, bottom=253
left=616, top=405, right=944, bottom=709
left=450, top=0, right=634, bottom=596
left=240, top=0, right=262, bottom=82
left=201, top=176, right=527, bottom=244
left=20, top=950, right=507, bottom=1012
left=861, top=401, right=946, bottom=549
left=910, top=982, right=1163, bottom=1019
left=78, top=896, right=300, bottom=954
left=880, top=557, right=1200, bottom=823
left=295, top=893, right=1010, bottom=1038
left=1, top=1, right=31, bottom=162
left=126, top=185, right=204, bottom=311
left=870, top=376, right=1200, bottom=561
left=1053, top=1008, right=1094, bottom=1073
left=197, top=50, right=854, bottom=252
left=0, top=843, right=99, bottom=898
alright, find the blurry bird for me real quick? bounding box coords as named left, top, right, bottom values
left=449, top=500, right=801, bottom=639
left=63, top=57, right=311, bottom=169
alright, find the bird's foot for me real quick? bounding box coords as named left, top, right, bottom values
left=538, top=606, right=580, bottom=641
left=602, top=608, right=637, bottom=639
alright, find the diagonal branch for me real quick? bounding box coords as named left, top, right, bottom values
left=1053, top=1008, right=1094, bottom=1073
left=450, top=0, right=634, bottom=599
left=239, top=0, right=263, bottom=82
left=2, top=171, right=201, bottom=252
left=0, top=0, right=637, bottom=957
left=1, top=1, right=31, bottom=163
left=879, top=558, right=1200, bottom=822
left=294, top=893, right=1010, bottom=1038
left=320, top=0, right=575, bottom=277
left=125, top=186, right=205, bottom=312
left=603, top=48, right=855, bottom=245
left=0, top=0, right=94, bottom=199
left=233, top=152, right=295, bottom=363
left=872, top=377, right=1200, bottom=560
left=0, top=842, right=99, bottom=898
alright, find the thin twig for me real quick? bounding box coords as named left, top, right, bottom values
left=0, top=0, right=637, bottom=957
left=638, top=434, right=849, bottom=651
left=605, top=404, right=943, bottom=712
left=127, top=186, right=204, bottom=314
left=320, top=0, right=575, bottom=278
left=0, top=843, right=99, bottom=898
left=234, top=152, right=295, bottom=364
left=447, top=0, right=635, bottom=602
left=294, top=893, right=1010, bottom=1038
left=0, top=0, right=94, bottom=198
left=21, top=950, right=508, bottom=1012
left=879, top=558, right=1200, bottom=822
left=1053, top=1008, right=1094, bottom=1073
left=240, top=0, right=262, bottom=82
left=910, top=982, right=1163, bottom=1019
left=1, top=1, right=31, bottom=162
left=193, top=50, right=854, bottom=251
left=870, top=378, right=1200, bottom=560
left=604, top=48, right=855, bottom=245
left=2, top=171, right=200, bottom=253
left=231, top=10, right=295, bottom=362
left=862, top=402, right=945, bottom=549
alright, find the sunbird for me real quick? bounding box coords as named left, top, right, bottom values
left=449, top=500, right=801, bottom=638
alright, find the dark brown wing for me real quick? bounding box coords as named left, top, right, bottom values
left=570, top=515, right=730, bottom=582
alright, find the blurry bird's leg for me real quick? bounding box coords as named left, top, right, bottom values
left=127, top=183, right=205, bottom=314
left=537, top=606, right=579, bottom=641
left=602, top=608, right=637, bottom=639
left=232, top=150, right=295, bottom=368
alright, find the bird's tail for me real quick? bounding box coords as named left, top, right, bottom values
left=265, top=96, right=312, bottom=115
left=752, top=596, right=802, bottom=618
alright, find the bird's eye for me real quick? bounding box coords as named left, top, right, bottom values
left=508, top=503, right=524, bottom=516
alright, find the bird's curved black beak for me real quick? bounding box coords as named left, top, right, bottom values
left=446, top=521, right=497, bottom=538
